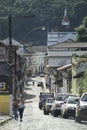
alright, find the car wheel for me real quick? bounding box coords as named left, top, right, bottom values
left=51, top=111, right=53, bottom=115
left=53, top=111, right=58, bottom=117
left=65, top=113, right=69, bottom=119
left=44, top=110, right=49, bottom=115
left=44, top=110, right=46, bottom=115
left=39, top=106, right=42, bottom=109
left=75, top=116, right=81, bottom=123
left=39, top=103, right=43, bottom=109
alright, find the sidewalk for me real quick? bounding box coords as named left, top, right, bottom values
left=0, top=115, right=12, bottom=125
left=0, top=79, right=47, bottom=125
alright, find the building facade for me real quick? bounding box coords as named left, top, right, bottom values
left=47, top=31, right=87, bottom=94
left=24, top=45, right=47, bottom=75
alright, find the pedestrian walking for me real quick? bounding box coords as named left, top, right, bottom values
left=12, top=99, right=18, bottom=120
left=18, top=97, right=25, bottom=122
left=41, top=82, right=44, bottom=90
left=33, top=81, right=34, bottom=87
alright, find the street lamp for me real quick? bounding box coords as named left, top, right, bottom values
left=19, top=26, right=46, bottom=80
left=21, top=26, right=45, bottom=43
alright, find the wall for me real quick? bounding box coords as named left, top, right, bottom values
left=0, top=94, right=9, bottom=114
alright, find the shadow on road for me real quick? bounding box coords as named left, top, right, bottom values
left=24, top=87, right=32, bottom=90
left=23, top=91, right=36, bottom=100
left=25, top=100, right=33, bottom=103
left=79, top=121, right=87, bottom=125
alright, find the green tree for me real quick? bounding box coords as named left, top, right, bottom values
left=78, top=69, right=87, bottom=96
left=75, top=16, right=87, bottom=42
left=0, top=0, right=87, bottom=44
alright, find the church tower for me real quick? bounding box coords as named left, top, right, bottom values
left=62, top=9, right=70, bottom=28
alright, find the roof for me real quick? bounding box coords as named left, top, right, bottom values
left=28, top=45, right=47, bottom=52
left=48, top=42, right=87, bottom=49
left=2, top=38, right=20, bottom=47
left=0, top=40, right=5, bottom=47
left=47, top=32, right=77, bottom=46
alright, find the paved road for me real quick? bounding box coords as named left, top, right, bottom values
left=0, top=77, right=87, bottom=130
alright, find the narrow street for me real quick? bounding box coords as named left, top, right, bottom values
left=0, top=77, right=87, bottom=130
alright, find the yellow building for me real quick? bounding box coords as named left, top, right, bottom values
left=0, top=94, right=9, bottom=114
left=0, top=83, right=10, bottom=114
left=72, top=54, right=87, bottom=96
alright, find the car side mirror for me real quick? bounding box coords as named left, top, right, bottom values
left=64, top=101, right=66, bottom=104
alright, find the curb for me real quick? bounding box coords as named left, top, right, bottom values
left=0, top=117, right=12, bottom=125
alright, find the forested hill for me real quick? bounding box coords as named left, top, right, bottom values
left=0, top=0, right=87, bottom=45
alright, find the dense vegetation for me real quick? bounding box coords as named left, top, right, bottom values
left=75, top=16, right=87, bottom=42
left=0, top=0, right=87, bottom=45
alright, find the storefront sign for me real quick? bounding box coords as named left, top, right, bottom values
left=0, top=82, right=6, bottom=91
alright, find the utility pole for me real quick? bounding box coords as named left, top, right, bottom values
left=9, top=15, right=13, bottom=94
left=8, top=14, right=35, bottom=116
left=8, top=15, right=13, bottom=116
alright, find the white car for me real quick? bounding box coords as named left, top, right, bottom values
left=37, top=81, right=43, bottom=87
left=51, top=93, right=77, bottom=117
left=75, top=93, right=87, bottom=123
left=61, top=96, right=79, bottom=118
left=43, top=98, right=54, bottom=115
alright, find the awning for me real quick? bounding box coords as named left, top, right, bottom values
left=57, top=64, right=72, bottom=71
left=73, top=71, right=85, bottom=78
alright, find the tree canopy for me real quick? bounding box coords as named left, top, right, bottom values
left=75, top=16, right=87, bottom=42
left=0, top=0, right=87, bottom=45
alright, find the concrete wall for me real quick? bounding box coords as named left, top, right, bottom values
left=0, top=94, right=9, bottom=114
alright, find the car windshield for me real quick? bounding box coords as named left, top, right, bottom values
left=47, top=99, right=54, bottom=103
left=68, top=97, right=79, bottom=104
left=81, top=94, right=87, bottom=102
left=55, top=94, right=68, bottom=101
left=41, top=94, right=53, bottom=100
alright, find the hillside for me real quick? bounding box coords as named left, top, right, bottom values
left=0, top=0, right=87, bottom=45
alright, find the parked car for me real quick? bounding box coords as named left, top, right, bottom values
left=51, top=93, right=77, bottom=117
left=37, top=81, right=43, bottom=87
left=61, top=96, right=79, bottom=118
left=39, top=92, right=54, bottom=109
left=31, top=74, right=36, bottom=77
left=43, top=98, right=54, bottom=115
left=75, top=93, right=87, bottom=123
left=39, top=73, right=44, bottom=77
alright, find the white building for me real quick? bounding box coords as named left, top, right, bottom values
left=47, top=42, right=87, bottom=93
left=25, top=45, right=47, bottom=75
left=47, top=31, right=77, bottom=68
left=47, top=31, right=77, bottom=46
left=31, top=51, right=46, bottom=74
